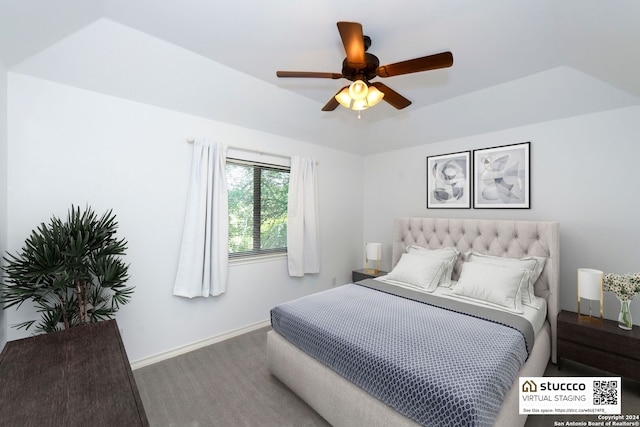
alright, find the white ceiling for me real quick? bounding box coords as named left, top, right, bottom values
left=1, top=0, right=639, bottom=154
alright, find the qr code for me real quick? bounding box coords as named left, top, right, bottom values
left=593, top=380, right=618, bottom=405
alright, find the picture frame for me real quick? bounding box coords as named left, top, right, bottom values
left=473, top=142, right=530, bottom=209
left=426, top=151, right=471, bottom=209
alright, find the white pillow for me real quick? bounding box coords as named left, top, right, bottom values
left=385, top=252, right=448, bottom=292
left=464, top=251, right=546, bottom=307
left=405, top=246, right=460, bottom=287
left=450, top=262, right=530, bottom=313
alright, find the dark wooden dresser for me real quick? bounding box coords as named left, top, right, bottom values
left=557, top=310, right=640, bottom=381
left=0, top=319, right=149, bottom=426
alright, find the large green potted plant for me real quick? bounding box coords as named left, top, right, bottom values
left=1, top=205, right=133, bottom=333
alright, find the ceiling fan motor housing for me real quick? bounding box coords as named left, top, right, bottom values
left=342, top=52, right=379, bottom=82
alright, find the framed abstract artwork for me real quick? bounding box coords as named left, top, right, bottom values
left=473, top=142, right=530, bottom=209
left=426, top=151, right=471, bottom=209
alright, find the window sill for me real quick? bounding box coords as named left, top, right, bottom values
left=228, top=253, right=287, bottom=266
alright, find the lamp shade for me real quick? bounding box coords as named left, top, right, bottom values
left=578, top=268, right=603, bottom=300
left=366, top=86, right=384, bottom=107
left=365, top=243, right=382, bottom=261
left=352, top=98, right=369, bottom=111
left=348, top=80, right=368, bottom=100
left=335, top=88, right=352, bottom=108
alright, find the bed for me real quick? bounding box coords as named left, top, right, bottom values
left=268, top=217, right=559, bottom=427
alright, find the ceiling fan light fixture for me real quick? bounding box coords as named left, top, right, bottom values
left=348, top=80, right=368, bottom=100
left=366, top=86, right=384, bottom=107
left=335, top=87, right=352, bottom=108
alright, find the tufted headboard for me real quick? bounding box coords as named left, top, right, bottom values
left=392, top=217, right=560, bottom=363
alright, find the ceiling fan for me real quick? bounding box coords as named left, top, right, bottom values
left=276, top=21, right=453, bottom=113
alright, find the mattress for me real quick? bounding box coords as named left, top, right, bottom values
left=270, top=280, right=536, bottom=427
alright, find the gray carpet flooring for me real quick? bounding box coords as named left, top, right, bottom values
left=133, top=326, right=640, bottom=427
left=133, top=326, right=328, bottom=427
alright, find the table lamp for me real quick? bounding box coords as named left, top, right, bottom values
left=365, top=243, right=382, bottom=274
left=577, top=268, right=603, bottom=322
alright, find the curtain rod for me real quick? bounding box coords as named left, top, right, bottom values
left=186, top=137, right=317, bottom=164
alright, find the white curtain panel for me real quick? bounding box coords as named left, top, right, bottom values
left=287, top=155, right=320, bottom=277
left=173, top=139, right=229, bottom=297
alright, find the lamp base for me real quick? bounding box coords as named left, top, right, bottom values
left=577, top=298, right=603, bottom=324
left=577, top=314, right=603, bottom=324
left=364, top=257, right=381, bottom=276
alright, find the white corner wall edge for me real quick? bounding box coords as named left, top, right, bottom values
left=130, top=319, right=271, bottom=370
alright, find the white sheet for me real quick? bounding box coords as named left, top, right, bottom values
left=375, top=276, right=548, bottom=337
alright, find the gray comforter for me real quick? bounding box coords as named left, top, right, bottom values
left=270, top=280, right=532, bottom=427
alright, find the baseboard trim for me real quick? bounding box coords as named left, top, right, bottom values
left=130, top=318, right=271, bottom=370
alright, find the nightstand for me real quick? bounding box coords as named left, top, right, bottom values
left=352, top=268, right=388, bottom=282
left=557, top=310, right=640, bottom=381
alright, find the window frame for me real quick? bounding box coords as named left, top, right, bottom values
left=226, top=157, right=290, bottom=261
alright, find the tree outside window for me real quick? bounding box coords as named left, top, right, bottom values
left=226, top=160, right=289, bottom=258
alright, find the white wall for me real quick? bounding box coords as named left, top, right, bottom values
left=0, top=61, right=7, bottom=350
left=6, top=73, right=364, bottom=362
left=7, top=71, right=639, bottom=361
left=363, top=105, right=640, bottom=324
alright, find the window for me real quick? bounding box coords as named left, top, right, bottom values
left=226, top=159, right=289, bottom=259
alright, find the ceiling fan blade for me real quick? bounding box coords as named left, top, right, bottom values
left=337, top=21, right=366, bottom=68
left=322, top=86, right=348, bottom=111
left=370, top=82, right=412, bottom=109
left=277, top=71, right=343, bottom=79
left=376, top=51, right=453, bottom=78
